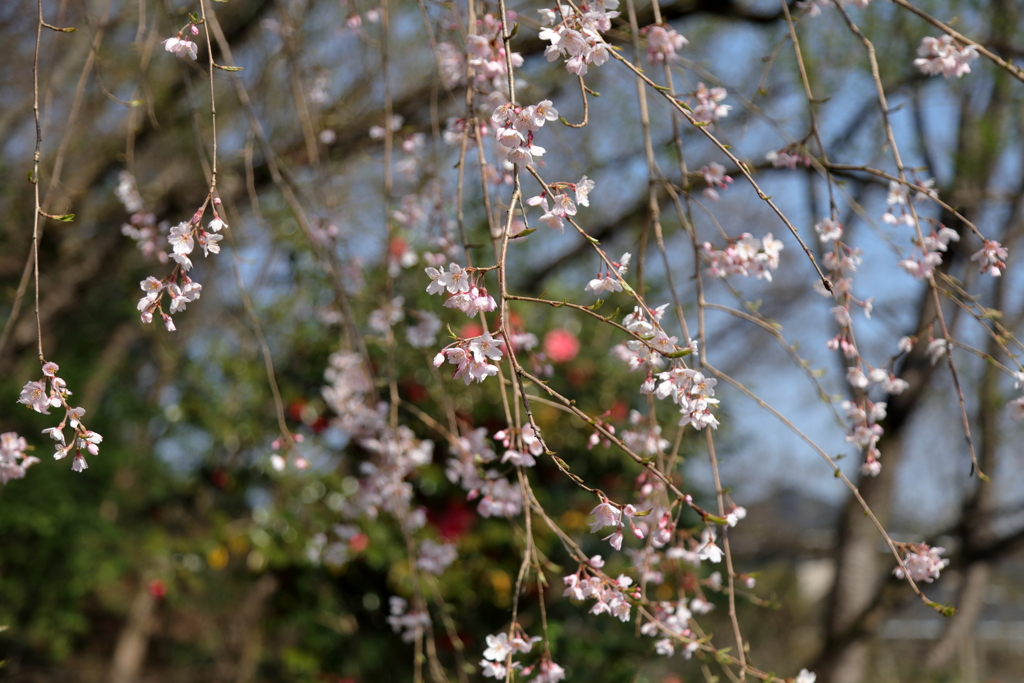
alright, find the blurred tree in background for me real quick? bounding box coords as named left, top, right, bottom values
left=2, top=0, right=1024, bottom=682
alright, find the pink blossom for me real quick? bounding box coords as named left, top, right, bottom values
left=971, top=240, right=1008, bottom=277
left=914, top=35, right=978, bottom=78
left=18, top=381, right=50, bottom=414
left=589, top=502, right=620, bottom=532
left=643, top=24, right=687, bottom=64
left=894, top=545, right=949, bottom=583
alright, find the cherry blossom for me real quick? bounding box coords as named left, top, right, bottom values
left=653, top=367, right=721, bottom=430
left=883, top=178, right=938, bottom=226
left=899, top=226, right=960, bottom=279
left=696, top=529, right=723, bottom=563
left=643, top=24, right=687, bottom=64
left=17, top=362, right=102, bottom=473
left=589, top=502, right=620, bottom=532
left=843, top=398, right=886, bottom=475
left=563, top=569, right=635, bottom=622
left=163, top=37, right=198, bottom=60
left=815, top=217, right=843, bottom=243
left=971, top=239, right=1008, bottom=276
left=464, top=13, right=524, bottom=92
left=585, top=273, right=623, bottom=295
left=700, top=162, right=732, bottom=201
left=703, top=233, right=784, bottom=281
left=893, top=544, right=950, bottom=583
left=480, top=660, right=507, bottom=679
left=796, top=669, right=817, bottom=683
left=914, top=35, right=978, bottom=78
left=766, top=147, right=811, bottom=169
left=386, top=597, right=431, bottom=642
left=483, top=632, right=514, bottom=662
left=492, top=101, right=557, bottom=168
left=1007, top=396, right=1024, bottom=421
left=416, top=539, right=457, bottom=574
left=406, top=311, right=441, bottom=348
left=538, top=2, right=619, bottom=77
left=692, top=83, right=731, bottom=125
left=575, top=175, right=595, bottom=206
left=1, top=432, right=39, bottom=484
left=369, top=115, right=403, bottom=139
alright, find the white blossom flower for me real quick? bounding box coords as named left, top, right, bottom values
left=163, top=37, right=198, bottom=60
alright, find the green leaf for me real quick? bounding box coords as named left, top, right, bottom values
left=214, top=64, right=245, bottom=72
left=662, top=348, right=693, bottom=358
left=507, top=22, right=519, bottom=40
left=510, top=228, right=536, bottom=239
left=55, top=214, right=75, bottom=222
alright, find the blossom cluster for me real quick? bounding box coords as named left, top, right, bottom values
left=611, top=304, right=674, bottom=372
left=641, top=600, right=699, bottom=658
left=563, top=560, right=638, bottom=623
left=650, top=367, right=721, bottom=430
left=914, top=35, right=979, bottom=78
left=971, top=239, right=1009, bottom=277
left=897, top=224, right=959, bottom=279
left=0, top=432, right=38, bottom=484
left=116, top=172, right=169, bottom=263
left=842, top=399, right=887, bottom=476
left=425, top=262, right=477, bottom=302
left=480, top=629, right=563, bottom=681
left=386, top=597, right=431, bottom=643
left=589, top=501, right=647, bottom=552
left=882, top=178, right=938, bottom=227
left=433, top=332, right=504, bottom=385
left=703, top=232, right=784, bottom=281
left=494, top=424, right=543, bottom=468
left=445, top=427, right=524, bottom=518
left=526, top=175, right=594, bottom=233
left=700, top=162, right=732, bottom=201
left=321, top=351, right=381, bottom=437
left=133, top=206, right=224, bottom=331
left=466, top=12, right=524, bottom=92
left=893, top=544, right=950, bottom=583
left=585, top=252, right=629, bottom=296
left=691, top=82, right=732, bottom=125
left=163, top=20, right=200, bottom=60
left=538, top=1, right=619, bottom=77
left=642, top=23, right=687, bottom=64
left=305, top=524, right=362, bottom=569
left=416, top=539, right=458, bottom=574
left=17, top=362, right=102, bottom=473
left=491, top=100, right=558, bottom=168
left=766, top=145, right=813, bottom=169
left=620, top=409, right=669, bottom=456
